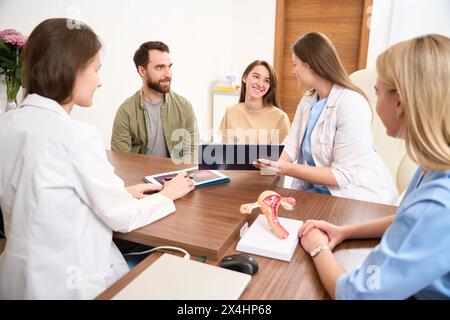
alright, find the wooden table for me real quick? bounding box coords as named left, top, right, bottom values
left=99, top=151, right=397, bottom=300
left=107, top=151, right=281, bottom=260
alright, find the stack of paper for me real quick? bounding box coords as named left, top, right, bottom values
left=236, top=214, right=303, bottom=262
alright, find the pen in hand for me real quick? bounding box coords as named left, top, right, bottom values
left=164, top=176, right=194, bottom=181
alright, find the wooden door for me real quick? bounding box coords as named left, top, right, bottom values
left=274, top=0, right=372, bottom=120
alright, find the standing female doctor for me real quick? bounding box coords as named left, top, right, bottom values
left=0, top=18, right=194, bottom=299
left=255, top=32, right=398, bottom=205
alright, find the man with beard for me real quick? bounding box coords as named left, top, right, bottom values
left=111, top=41, right=199, bottom=163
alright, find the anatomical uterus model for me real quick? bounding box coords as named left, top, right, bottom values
left=240, top=190, right=296, bottom=239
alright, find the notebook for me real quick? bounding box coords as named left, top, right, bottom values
left=111, top=253, right=252, bottom=300
left=236, top=214, right=303, bottom=262
left=198, top=144, right=284, bottom=170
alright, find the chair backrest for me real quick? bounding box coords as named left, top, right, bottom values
left=349, top=68, right=417, bottom=195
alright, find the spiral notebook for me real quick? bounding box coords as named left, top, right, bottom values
left=198, top=144, right=284, bottom=170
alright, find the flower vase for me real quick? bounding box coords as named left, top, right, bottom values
left=5, top=98, right=18, bottom=112
left=5, top=77, right=20, bottom=112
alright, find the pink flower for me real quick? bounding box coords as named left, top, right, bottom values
left=0, top=29, right=27, bottom=47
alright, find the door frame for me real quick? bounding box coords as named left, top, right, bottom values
left=273, top=0, right=373, bottom=98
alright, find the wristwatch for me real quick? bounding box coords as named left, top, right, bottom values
left=309, top=245, right=329, bottom=258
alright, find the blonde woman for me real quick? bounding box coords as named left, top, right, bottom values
left=299, top=34, right=450, bottom=299
left=255, top=32, right=398, bottom=205
left=219, top=60, right=290, bottom=144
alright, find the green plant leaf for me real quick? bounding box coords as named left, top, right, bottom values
left=0, top=41, right=12, bottom=54
left=0, top=58, right=16, bottom=71
left=15, top=68, right=21, bottom=82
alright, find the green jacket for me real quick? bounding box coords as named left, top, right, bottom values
left=111, top=90, right=199, bottom=163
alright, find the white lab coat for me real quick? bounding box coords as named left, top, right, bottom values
left=283, top=84, right=398, bottom=205
left=0, top=94, right=176, bottom=299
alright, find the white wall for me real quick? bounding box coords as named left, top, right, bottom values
left=367, top=0, right=450, bottom=68
left=231, top=0, right=276, bottom=79
left=0, top=0, right=276, bottom=146
left=366, top=0, right=394, bottom=68
left=389, top=0, right=450, bottom=44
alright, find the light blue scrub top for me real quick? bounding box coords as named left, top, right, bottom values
left=336, top=167, right=450, bottom=299
left=299, top=97, right=331, bottom=195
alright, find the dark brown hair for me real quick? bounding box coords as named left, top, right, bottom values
left=239, top=60, right=280, bottom=108
left=22, top=18, right=101, bottom=104
left=133, top=41, right=170, bottom=71
left=293, top=32, right=368, bottom=101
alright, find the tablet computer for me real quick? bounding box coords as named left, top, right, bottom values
left=198, top=144, right=284, bottom=170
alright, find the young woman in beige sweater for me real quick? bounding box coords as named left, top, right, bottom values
left=219, top=60, right=290, bottom=144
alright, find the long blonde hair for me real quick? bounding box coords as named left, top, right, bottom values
left=292, top=32, right=368, bottom=102
left=376, top=34, right=450, bottom=171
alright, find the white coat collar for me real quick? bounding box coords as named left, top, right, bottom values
left=299, top=84, right=345, bottom=139
left=304, top=83, right=344, bottom=108
left=20, top=94, right=71, bottom=119
left=325, top=84, right=345, bottom=107
left=310, top=84, right=344, bottom=128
